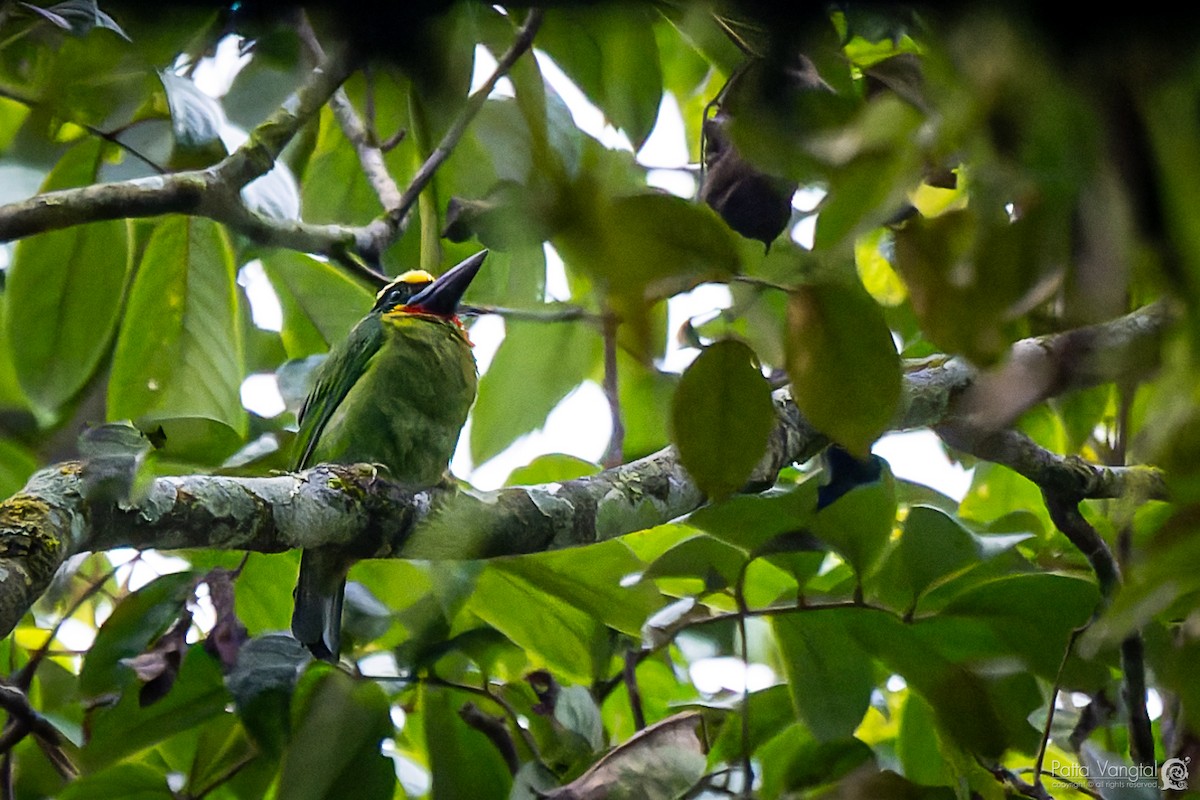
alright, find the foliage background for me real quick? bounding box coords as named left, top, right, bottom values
left=0, top=2, right=1196, bottom=799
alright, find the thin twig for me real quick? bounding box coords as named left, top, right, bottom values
left=0, top=86, right=166, bottom=174
left=383, top=9, right=544, bottom=240
left=296, top=12, right=403, bottom=214
left=601, top=312, right=625, bottom=469
left=734, top=562, right=753, bottom=798
left=391, top=674, right=544, bottom=764
left=1033, top=625, right=1086, bottom=790
left=16, top=558, right=125, bottom=690
left=623, top=649, right=646, bottom=731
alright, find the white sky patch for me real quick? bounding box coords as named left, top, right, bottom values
left=638, top=92, right=689, bottom=168
left=872, top=430, right=973, bottom=502
left=241, top=373, right=287, bottom=418
left=108, top=548, right=192, bottom=592
left=55, top=617, right=96, bottom=652
left=238, top=261, right=284, bottom=331
left=886, top=674, right=908, bottom=693
left=790, top=215, right=817, bottom=249
left=647, top=168, right=696, bottom=199
left=793, top=186, right=827, bottom=212
left=535, top=50, right=633, bottom=152
left=189, top=582, right=216, bottom=639
left=471, top=44, right=515, bottom=98
left=689, top=657, right=777, bottom=694
left=543, top=242, right=571, bottom=302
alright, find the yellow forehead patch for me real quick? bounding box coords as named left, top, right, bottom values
left=397, top=269, right=435, bottom=283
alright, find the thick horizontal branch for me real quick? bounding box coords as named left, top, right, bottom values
left=0, top=303, right=1172, bottom=638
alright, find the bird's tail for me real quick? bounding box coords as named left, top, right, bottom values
left=292, top=549, right=346, bottom=661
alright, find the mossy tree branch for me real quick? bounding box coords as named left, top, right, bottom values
left=0, top=303, right=1172, bottom=639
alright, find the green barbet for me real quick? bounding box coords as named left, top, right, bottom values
left=291, top=250, right=487, bottom=660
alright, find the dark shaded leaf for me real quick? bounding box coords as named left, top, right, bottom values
left=227, top=633, right=311, bottom=757
left=81, top=647, right=229, bottom=771
left=773, top=612, right=874, bottom=740
left=422, top=684, right=512, bottom=800
left=785, top=280, right=901, bottom=456
left=538, top=6, right=663, bottom=148
left=278, top=668, right=396, bottom=800
left=671, top=339, right=775, bottom=500
left=80, top=571, right=197, bottom=697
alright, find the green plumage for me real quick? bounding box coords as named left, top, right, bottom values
left=291, top=254, right=483, bottom=660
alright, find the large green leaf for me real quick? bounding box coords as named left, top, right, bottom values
left=422, top=684, right=513, bottom=800
left=467, top=567, right=609, bottom=683
left=811, top=462, right=896, bottom=581
left=785, top=279, right=901, bottom=456
left=59, top=763, right=173, bottom=800
left=299, top=107, right=383, bottom=226
left=278, top=668, right=396, bottom=800
left=470, top=316, right=602, bottom=465
left=773, top=612, right=875, bottom=741
left=108, top=216, right=247, bottom=463
left=538, top=6, right=663, bottom=147
left=5, top=140, right=129, bottom=415
left=671, top=339, right=776, bottom=500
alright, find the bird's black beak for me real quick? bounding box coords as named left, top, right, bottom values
left=405, top=250, right=487, bottom=316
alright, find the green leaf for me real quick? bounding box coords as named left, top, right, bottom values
left=108, top=216, right=247, bottom=463
left=278, top=668, right=396, bottom=800
left=708, top=685, right=797, bottom=767
left=470, top=317, right=602, bottom=465
left=811, top=462, right=896, bottom=580
left=0, top=438, right=37, bottom=498
left=643, top=534, right=746, bottom=592
left=467, top=568, right=608, bottom=683
left=886, top=505, right=1033, bottom=609
left=896, top=693, right=951, bottom=787
left=80, top=647, right=229, bottom=772
left=687, top=478, right=821, bottom=552
left=227, top=633, right=312, bottom=757
left=773, top=612, right=875, bottom=740
left=260, top=251, right=374, bottom=358
left=785, top=280, right=901, bottom=456
left=504, top=453, right=600, bottom=486
left=80, top=571, right=197, bottom=697
left=494, top=539, right=660, bottom=636
left=59, top=763, right=173, bottom=800
left=757, top=724, right=874, bottom=799
left=925, top=573, right=1099, bottom=679
left=300, top=108, right=383, bottom=226
left=555, top=684, right=605, bottom=751
left=538, top=6, right=663, bottom=147
left=422, top=684, right=512, bottom=800
left=671, top=339, right=775, bottom=500
left=5, top=140, right=129, bottom=415
left=842, top=608, right=1008, bottom=758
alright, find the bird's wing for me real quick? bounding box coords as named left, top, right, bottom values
left=292, top=314, right=384, bottom=470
